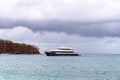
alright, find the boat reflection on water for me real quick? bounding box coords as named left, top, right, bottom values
left=45, top=46, right=80, bottom=56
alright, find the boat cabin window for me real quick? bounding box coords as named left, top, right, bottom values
left=58, top=48, right=72, bottom=50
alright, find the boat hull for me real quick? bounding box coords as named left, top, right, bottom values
left=45, top=52, right=79, bottom=56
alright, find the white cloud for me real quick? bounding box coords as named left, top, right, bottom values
left=0, top=26, right=120, bottom=54
left=0, top=0, right=120, bottom=21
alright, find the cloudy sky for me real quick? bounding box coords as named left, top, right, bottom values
left=0, top=0, right=120, bottom=54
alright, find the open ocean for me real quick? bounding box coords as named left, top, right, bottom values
left=0, top=54, right=120, bottom=80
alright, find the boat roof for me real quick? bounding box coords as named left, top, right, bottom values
left=58, top=47, right=74, bottom=50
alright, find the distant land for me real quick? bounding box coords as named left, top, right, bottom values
left=0, top=39, right=40, bottom=54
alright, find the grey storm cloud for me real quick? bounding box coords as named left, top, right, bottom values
left=0, top=0, right=120, bottom=38
left=0, top=20, right=120, bottom=37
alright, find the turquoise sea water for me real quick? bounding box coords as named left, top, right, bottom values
left=0, top=54, right=120, bottom=80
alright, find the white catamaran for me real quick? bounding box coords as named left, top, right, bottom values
left=45, top=46, right=80, bottom=56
